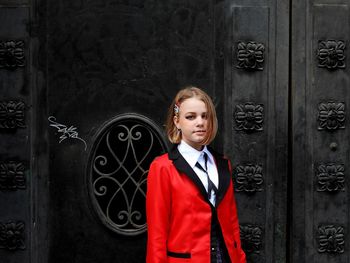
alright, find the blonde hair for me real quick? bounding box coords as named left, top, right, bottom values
left=166, top=86, right=218, bottom=145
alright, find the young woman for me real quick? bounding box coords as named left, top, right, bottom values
left=146, top=87, right=246, bottom=263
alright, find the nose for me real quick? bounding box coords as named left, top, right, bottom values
left=196, top=116, right=205, bottom=126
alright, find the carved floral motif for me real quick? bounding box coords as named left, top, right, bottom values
left=0, top=40, right=25, bottom=70
left=318, top=102, right=345, bottom=130
left=234, top=103, right=264, bottom=131
left=318, top=225, right=344, bottom=254
left=317, top=40, right=346, bottom=69
left=0, top=162, right=26, bottom=190
left=240, top=224, right=262, bottom=254
left=235, top=164, right=263, bottom=193
left=0, top=221, right=25, bottom=251
left=236, top=41, right=265, bottom=70
left=316, top=163, right=345, bottom=192
left=0, top=100, right=25, bottom=129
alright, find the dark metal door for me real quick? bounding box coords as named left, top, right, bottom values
left=1, top=0, right=350, bottom=263
left=292, top=1, right=350, bottom=263
left=34, top=1, right=224, bottom=263
left=224, top=1, right=289, bottom=263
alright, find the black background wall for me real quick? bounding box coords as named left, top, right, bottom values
left=1, top=0, right=349, bottom=263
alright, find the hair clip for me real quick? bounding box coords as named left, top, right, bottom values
left=174, top=103, right=180, bottom=115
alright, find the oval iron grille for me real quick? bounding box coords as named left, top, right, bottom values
left=88, top=114, right=167, bottom=235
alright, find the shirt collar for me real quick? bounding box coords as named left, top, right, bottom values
left=177, top=141, right=213, bottom=168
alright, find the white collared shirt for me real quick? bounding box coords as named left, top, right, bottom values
left=177, top=140, right=219, bottom=205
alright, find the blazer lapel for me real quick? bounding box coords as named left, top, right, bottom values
left=168, top=145, right=232, bottom=207
left=168, top=145, right=209, bottom=202
left=208, top=147, right=231, bottom=208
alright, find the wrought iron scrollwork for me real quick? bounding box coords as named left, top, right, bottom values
left=318, top=102, right=345, bottom=131
left=0, top=100, right=25, bottom=129
left=317, top=40, right=346, bottom=70
left=234, top=102, right=264, bottom=131
left=0, top=40, right=25, bottom=70
left=316, top=163, right=345, bottom=192
left=0, top=161, right=26, bottom=190
left=240, top=224, right=262, bottom=254
left=236, top=41, right=265, bottom=71
left=318, top=225, right=345, bottom=254
left=234, top=164, right=263, bottom=193
left=88, top=114, right=167, bottom=236
left=0, top=221, right=25, bottom=251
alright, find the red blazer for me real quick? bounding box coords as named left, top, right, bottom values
left=146, top=146, right=246, bottom=263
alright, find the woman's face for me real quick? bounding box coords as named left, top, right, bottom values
left=174, top=97, right=208, bottom=150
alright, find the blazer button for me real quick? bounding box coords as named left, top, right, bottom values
left=211, top=247, right=215, bottom=251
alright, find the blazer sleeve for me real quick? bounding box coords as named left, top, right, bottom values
left=228, top=159, right=247, bottom=263
left=146, top=157, right=172, bottom=263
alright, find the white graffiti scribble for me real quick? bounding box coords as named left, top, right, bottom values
left=48, top=116, right=87, bottom=151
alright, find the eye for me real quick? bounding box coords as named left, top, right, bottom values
left=186, top=115, right=195, bottom=120
left=202, top=113, right=208, bottom=119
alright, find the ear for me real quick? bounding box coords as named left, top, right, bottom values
left=173, top=115, right=180, bottom=129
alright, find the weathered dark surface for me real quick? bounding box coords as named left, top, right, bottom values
left=0, top=3, right=32, bottom=263
left=36, top=1, right=218, bottom=263
left=292, top=1, right=350, bottom=263
left=226, top=1, right=289, bottom=263
left=7, top=0, right=350, bottom=263
left=0, top=0, right=290, bottom=262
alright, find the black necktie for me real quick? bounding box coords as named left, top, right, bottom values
left=195, top=153, right=218, bottom=200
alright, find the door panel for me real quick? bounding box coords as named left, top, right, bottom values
left=292, top=1, right=350, bottom=263
left=224, top=1, right=289, bottom=262
left=0, top=3, right=32, bottom=263
left=35, top=0, right=218, bottom=262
